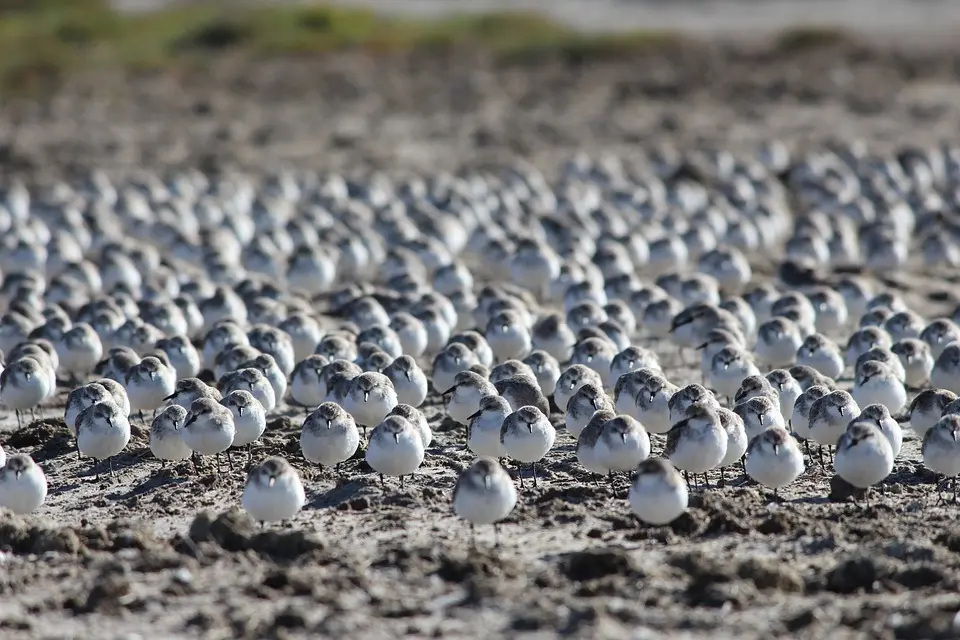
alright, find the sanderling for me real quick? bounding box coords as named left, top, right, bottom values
left=719, top=297, right=757, bottom=340
left=743, top=283, right=780, bottom=323
left=356, top=324, right=404, bottom=360
left=278, top=313, right=324, bottom=362
left=96, top=346, right=141, bottom=385
left=500, top=405, right=555, bottom=488
left=859, top=307, right=894, bottom=330
left=154, top=335, right=201, bottom=381
left=94, top=377, right=131, bottom=418
left=754, top=317, right=804, bottom=368
left=834, top=276, right=873, bottom=319
left=213, top=344, right=260, bottom=379
left=890, top=339, right=934, bottom=389
left=788, top=364, right=834, bottom=392
left=665, top=404, right=727, bottom=484
left=576, top=408, right=618, bottom=478
left=76, top=400, right=131, bottom=478
left=365, top=415, right=425, bottom=488
left=390, top=312, right=428, bottom=358
left=765, top=369, right=803, bottom=421
left=795, top=333, right=845, bottom=380
left=125, top=356, right=176, bottom=421
left=570, top=337, right=617, bottom=389
left=343, top=372, right=398, bottom=433
left=697, top=328, right=745, bottom=377
left=55, top=322, right=103, bottom=382
left=149, top=404, right=192, bottom=465
left=856, top=403, right=903, bottom=459
left=0, top=357, right=53, bottom=428
left=389, top=404, right=432, bottom=449
left=467, top=394, right=511, bottom=459
left=628, top=458, right=688, bottom=525
left=909, top=388, right=957, bottom=438
left=181, top=397, right=236, bottom=474
left=669, top=303, right=742, bottom=351
left=413, top=306, right=452, bottom=354
left=383, top=355, right=429, bottom=408
left=531, top=313, right=577, bottom=363
left=708, top=345, right=760, bottom=402
left=845, top=326, right=893, bottom=368
left=734, top=395, right=786, bottom=441
left=854, top=347, right=906, bottom=384
left=448, top=331, right=495, bottom=369
left=809, top=390, right=861, bottom=461
left=201, top=320, right=249, bottom=369
left=643, top=297, right=686, bottom=342
left=65, top=382, right=113, bottom=438
left=790, top=384, right=830, bottom=445
left=522, top=350, right=561, bottom=397
left=930, top=342, right=960, bottom=394
left=224, top=367, right=277, bottom=412
left=744, top=427, right=804, bottom=500
left=164, top=377, right=221, bottom=411
left=484, top=310, right=531, bottom=362
left=622, top=372, right=679, bottom=435
left=554, top=364, right=604, bottom=412
left=300, top=401, right=360, bottom=472
left=835, top=421, right=894, bottom=495
left=432, top=342, right=479, bottom=394
left=242, top=457, right=306, bottom=524
left=716, top=407, right=747, bottom=483
left=806, top=286, right=849, bottom=336
left=565, top=382, right=612, bottom=438
left=851, top=360, right=907, bottom=415
left=490, top=360, right=535, bottom=386
left=668, top=383, right=720, bottom=426
left=241, top=353, right=287, bottom=405
left=595, top=414, right=651, bottom=472
left=884, top=309, right=925, bottom=343
left=919, top=318, right=960, bottom=359
left=317, top=359, right=362, bottom=401
left=221, top=389, right=266, bottom=449
left=0, top=454, right=47, bottom=514
left=604, top=300, right=637, bottom=336
left=921, top=414, right=960, bottom=503
left=289, top=355, right=329, bottom=410
left=453, top=458, right=518, bottom=546
left=494, top=374, right=550, bottom=416
left=443, top=370, right=497, bottom=426
left=316, top=333, right=358, bottom=363
left=610, top=346, right=660, bottom=388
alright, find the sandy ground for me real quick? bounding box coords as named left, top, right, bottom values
left=2, top=13, right=960, bottom=640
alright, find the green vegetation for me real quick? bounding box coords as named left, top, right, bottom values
left=0, top=0, right=682, bottom=94
left=0, top=1, right=852, bottom=96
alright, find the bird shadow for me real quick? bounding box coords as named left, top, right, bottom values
left=307, top=479, right=375, bottom=510
left=106, top=472, right=189, bottom=501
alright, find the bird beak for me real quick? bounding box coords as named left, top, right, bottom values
left=759, top=414, right=764, bottom=425
left=16, top=470, right=22, bottom=480
left=484, top=475, right=492, bottom=489
left=184, top=414, right=197, bottom=427
left=326, top=419, right=332, bottom=429
left=364, top=391, right=369, bottom=402
left=405, top=371, right=412, bottom=381
left=724, top=363, right=729, bottom=370
left=592, top=398, right=600, bottom=410
left=586, top=355, right=593, bottom=362
left=696, top=342, right=708, bottom=350
left=163, top=392, right=176, bottom=400
left=467, top=409, right=482, bottom=421
left=149, top=371, right=156, bottom=381
left=393, top=433, right=400, bottom=443
left=238, top=406, right=244, bottom=416
left=953, top=430, right=958, bottom=442
left=501, top=325, right=508, bottom=333
left=269, top=476, right=276, bottom=487
left=774, top=443, right=780, bottom=455
left=839, top=407, right=844, bottom=416
left=620, top=432, right=627, bottom=443
left=527, top=423, right=534, bottom=433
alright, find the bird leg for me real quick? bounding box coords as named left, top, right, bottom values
left=684, top=470, right=691, bottom=491
left=139, top=410, right=146, bottom=425
left=191, top=453, right=201, bottom=475
left=532, top=462, right=539, bottom=488
left=494, top=523, right=502, bottom=549
left=518, top=461, right=525, bottom=489
left=109, top=457, right=115, bottom=478
left=718, top=466, right=726, bottom=488
left=817, top=445, right=826, bottom=470
left=470, top=523, right=476, bottom=551
left=216, top=453, right=223, bottom=475
left=379, top=473, right=385, bottom=489
left=227, top=449, right=235, bottom=471
left=400, top=475, right=406, bottom=489
left=15, top=410, right=22, bottom=430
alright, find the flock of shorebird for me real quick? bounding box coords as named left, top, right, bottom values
left=1, top=143, right=960, bottom=541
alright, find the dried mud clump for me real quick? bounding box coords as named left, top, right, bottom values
left=558, top=547, right=639, bottom=582
left=186, top=508, right=326, bottom=560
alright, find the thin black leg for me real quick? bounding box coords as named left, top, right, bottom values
left=532, top=462, right=539, bottom=488
left=494, top=523, right=501, bottom=548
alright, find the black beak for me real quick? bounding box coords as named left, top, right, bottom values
left=467, top=409, right=482, bottom=421
left=163, top=392, right=176, bottom=401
